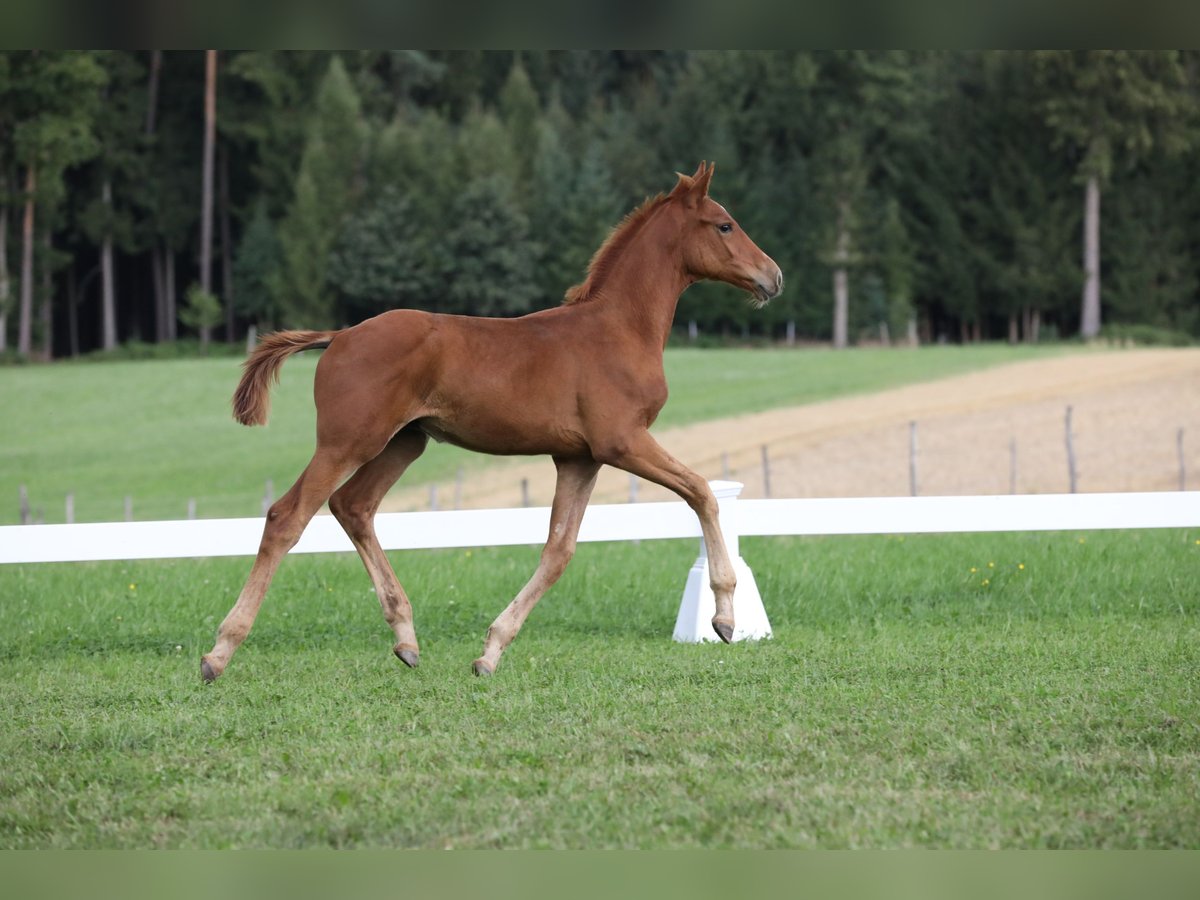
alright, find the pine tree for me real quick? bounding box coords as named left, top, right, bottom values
left=328, top=186, right=430, bottom=317
left=7, top=51, right=105, bottom=357
left=499, top=55, right=540, bottom=191
left=1105, top=162, right=1199, bottom=337
left=78, top=51, right=146, bottom=352
left=274, top=55, right=367, bottom=327
left=1033, top=51, right=1195, bottom=338
left=529, top=105, right=621, bottom=308
left=442, top=173, right=538, bottom=317
left=233, top=199, right=282, bottom=329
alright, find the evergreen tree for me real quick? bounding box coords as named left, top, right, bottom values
left=328, top=186, right=430, bottom=318
left=78, top=51, right=145, bottom=352
left=1033, top=50, right=1196, bottom=338
left=529, top=106, right=621, bottom=308
left=1105, top=162, right=1199, bottom=336
left=499, top=55, right=540, bottom=191
left=232, top=199, right=282, bottom=329
left=6, top=51, right=105, bottom=357
left=808, top=51, right=924, bottom=348
left=274, top=55, right=367, bottom=327
left=442, top=173, right=538, bottom=316
left=179, top=284, right=222, bottom=352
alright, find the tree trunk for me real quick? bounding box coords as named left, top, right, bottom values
left=164, top=248, right=177, bottom=340
left=1008, top=313, right=1018, bottom=344
left=831, top=206, right=850, bottom=349
left=220, top=141, right=235, bottom=342
left=146, top=50, right=165, bottom=342
left=100, top=179, right=117, bottom=350
left=0, top=201, right=8, bottom=354
left=200, top=50, right=217, bottom=295
left=40, top=228, right=52, bottom=359
left=145, top=50, right=162, bottom=135
left=67, top=262, right=79, bottom=357
left=18, top=165, right=35, bottom=356
left=1080, top=174, right=1101, bottom=339
left=151, top=243, right=166, bottom=341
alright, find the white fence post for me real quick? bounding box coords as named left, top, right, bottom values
left=673, top=480, right=772, bottom=644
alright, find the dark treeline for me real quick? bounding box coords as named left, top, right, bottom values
left=1, top=50, right=1198, bottom=360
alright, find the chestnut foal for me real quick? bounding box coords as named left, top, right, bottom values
left=202, top=162, right=782, bottom=681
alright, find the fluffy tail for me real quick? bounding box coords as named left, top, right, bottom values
left=232, top=330, right=338, bottom=426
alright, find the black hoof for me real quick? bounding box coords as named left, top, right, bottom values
left=200, top=657, right=218, bottom=683
left=394, top=645, right=420, bottom=668
left=712, top=619, right=734, bottom=644
left=472, top=658, right=494, bottom=677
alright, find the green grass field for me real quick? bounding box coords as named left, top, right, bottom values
left=1, top=528, right=1197, bottom=848
left=0, top=344, right=1069, bottom=524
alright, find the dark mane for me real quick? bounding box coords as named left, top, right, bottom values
left=562, top=193, right=671, bottom=305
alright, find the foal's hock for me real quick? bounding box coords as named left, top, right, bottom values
left=201, top=162, right=783, bottom=682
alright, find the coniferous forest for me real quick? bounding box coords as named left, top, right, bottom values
left=1, top=50, right=1198, bottom=360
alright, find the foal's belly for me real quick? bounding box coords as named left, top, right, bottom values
left=416, top=414, right=589, bottom=459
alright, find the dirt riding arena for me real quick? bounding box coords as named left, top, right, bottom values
left=382, top=348, right=1200, bottom=510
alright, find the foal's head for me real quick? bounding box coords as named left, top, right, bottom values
left=669, top=161, right=783, bottom=306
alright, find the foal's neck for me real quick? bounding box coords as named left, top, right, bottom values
left=594, top=208, right=692, bottom=350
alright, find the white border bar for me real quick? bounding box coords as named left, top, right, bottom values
left=737, top=492, right=1200, bottom=537
left=0, top=492, right=1195, bottom=565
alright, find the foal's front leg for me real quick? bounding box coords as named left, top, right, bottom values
left=601, top=430, right=737, bottom=643
left=473, top=457, right=600, bottom=676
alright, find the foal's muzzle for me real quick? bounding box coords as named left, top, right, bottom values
left=751, top=265, right=784, bottom=306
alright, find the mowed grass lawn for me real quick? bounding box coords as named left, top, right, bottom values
left=0, top=343, right=1069, bottom=524
left=1, top=528, right=1197, bottom=848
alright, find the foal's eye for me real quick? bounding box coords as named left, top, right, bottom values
left=717, top=223, right=733, bottom=234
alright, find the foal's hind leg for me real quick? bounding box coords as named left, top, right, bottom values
left=329, top=428, right=428, bottom=668
left=201, top=448, right=359, bottom=682
left=473, top=457, right=600, bottom=676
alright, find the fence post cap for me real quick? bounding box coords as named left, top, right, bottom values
left=708, top=480, right=744, bottom=499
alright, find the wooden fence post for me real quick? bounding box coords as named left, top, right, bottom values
left=65, top=493, right=74, bottom=525
left=1179, top=427, right=1187, bottom=491
left=909, top=421, right=919, bottom=497
left=124, top=496, right=133, bottom=522
left=1065, top=406, right=1078, bottom=493
left=761, top=445, right=772, bottom=499
left=19, top=485, right=30, bottom=525
left=521, top=478, right=530, bottom=508
left=1009, top=438, right=1018, bottom=495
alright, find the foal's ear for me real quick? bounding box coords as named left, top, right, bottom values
left=670, top=160, right=715, bottom=207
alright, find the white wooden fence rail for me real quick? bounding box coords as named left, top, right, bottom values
left=2, top=484, right=1196, bottom=642
left=2, top=486, right=1196, bottom=566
